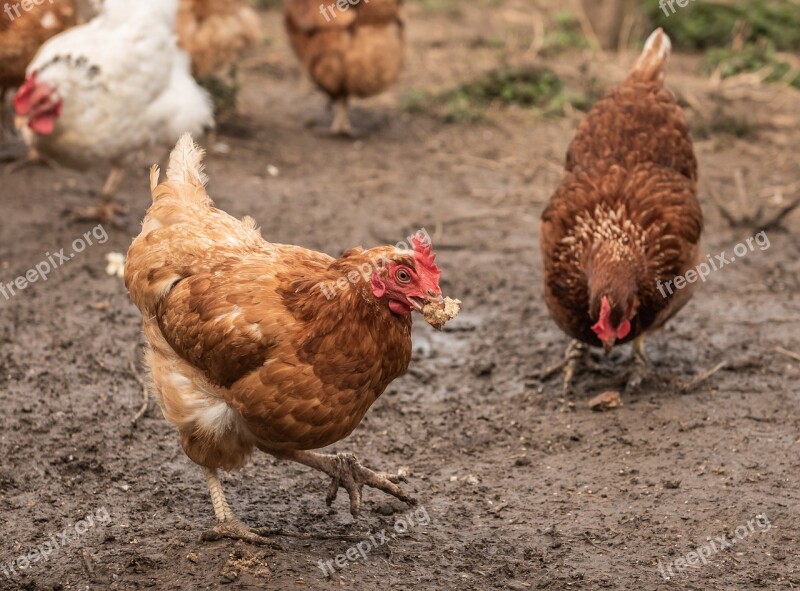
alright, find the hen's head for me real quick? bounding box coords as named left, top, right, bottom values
left=13, top=73, right=62, bottom=136
left=371, top=235, right=443, bottom=323
left=590, top=293, right=638, bottom=352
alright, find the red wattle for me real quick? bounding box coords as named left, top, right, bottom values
left=388, top=300, right=412, bottom=315
left=29, top=116, right=56, bottom=135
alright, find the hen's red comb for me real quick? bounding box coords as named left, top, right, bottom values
left=412, top=234, right=441, bottom=281
left=13, top=73, right=38, bottom=116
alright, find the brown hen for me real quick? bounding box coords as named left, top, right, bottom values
left=176, top=0, right=262, bottom=77
left=540, top=29, right=703, bottom=392
left=284, top=0, right=405, bottom=135
left=125, top=134, right=456, bottom=544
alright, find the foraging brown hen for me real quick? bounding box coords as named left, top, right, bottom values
left=176, top=0, right=262, bottom=77
left=125, top=135, right=459, bottom=544
left=539, top=29, right=703, bottom=392
left=284, top=0, right=405, bottom=134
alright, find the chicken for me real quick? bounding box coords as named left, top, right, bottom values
left=12, top=0, right=213, bottom=223
left=0, top=0, right=78, bottom=138
left=176, top=0, right=262, bottom=78
left=539, top=29, right=703, bottom=392
left=284, top=0, right=405, bottom=135
left=124, top=134, right=458, bottom=544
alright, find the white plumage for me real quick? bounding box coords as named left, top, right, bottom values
left=22, top=0, right=213, bottom=172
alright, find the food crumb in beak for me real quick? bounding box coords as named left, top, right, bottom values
left=422, top=297, right=461, bottom=330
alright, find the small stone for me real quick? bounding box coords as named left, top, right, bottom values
left=588, top=391, right=622, bottom=411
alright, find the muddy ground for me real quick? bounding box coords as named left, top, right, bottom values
left=0, top=1, right=798, bottom=590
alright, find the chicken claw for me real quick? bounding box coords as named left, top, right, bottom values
left=280, top=450, right=416, bottom=515
left=325, top=453, right=415, bottom=515
left=534, top=339, right=612, bottom=394
left=202, top=519, right=277, bottom=547
left=201, top=467, right=279, bottom=547
left=70, top=200, right=127, bottom=228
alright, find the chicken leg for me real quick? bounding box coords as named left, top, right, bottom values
left=278, top=450, right=415, bottom=515
left=624, top=334, right=653, bottom=391
left=534, top=339, right=613, bottom=393
left=71, top=165, right=127, bottom=226
left=200, top=467, right=274, bottom=546
left=330, top=98, right=354, bottom=136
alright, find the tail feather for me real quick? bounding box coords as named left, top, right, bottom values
left=628, top=28, right=671, bottom=85
left=166, top=133, right=209, bottom=187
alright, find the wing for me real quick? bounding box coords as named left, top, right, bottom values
left=155, top=260, right=294, bottom=389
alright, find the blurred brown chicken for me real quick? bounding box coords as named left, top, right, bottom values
left=0, top=0, right=78, bottom=136
left=284, top=0, right=405, bottom=135
left=176, top=0, right=262, bottom=77
left=540, top=29, right=703, bottom=392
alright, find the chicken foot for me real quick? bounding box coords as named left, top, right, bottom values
left=70, top=166, right=127, bottom=226
left=534, top=339, right=612, bottom=394
left=623, top=335, right=654, bottom=392
left=279, top=450, right=415, bottom=515
left=200, top=467, right=277, bottom=546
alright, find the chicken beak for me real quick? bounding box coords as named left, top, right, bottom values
left=603, top=337, right=616, bottom=354
left=408, top=292, right=443, bottom=313
left=14, top=116, right=26, bottom=131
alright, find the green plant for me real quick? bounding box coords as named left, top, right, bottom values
left=401, top=67, right=603, bottom=122
left=646, top=0, right=800, bottom=51
left=705, top=40, right=800, bottom=89
left=541, top=9, right=590, bottom=56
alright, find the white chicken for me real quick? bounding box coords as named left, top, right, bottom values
left=13, top=0, right=214, bottom=222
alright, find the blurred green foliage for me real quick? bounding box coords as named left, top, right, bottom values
left=705, top=40, right=800, bottom=88
left=541, top=9, right=590, bottom=55
left=646, top=0, right=800, bottom=51
left=402, top=67, right=602, bottom=121
left=198, top=65, right=242, bottom=117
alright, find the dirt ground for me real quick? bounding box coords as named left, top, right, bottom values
left=1, top=1, right=799, bottom=590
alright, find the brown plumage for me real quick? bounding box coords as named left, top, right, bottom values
left=125, top=135, right=453, bottom=543
left=0, top=0, right=78, bottom=133
left=284, top=0, right=405, bottom=134
left=540, top=29, right=703, bottom=389
left=176, top=0, right=262, bottom=77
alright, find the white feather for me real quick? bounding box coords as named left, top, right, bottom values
left=166, top=133, right=209, bottom=187
left=23, top=0, right=213, bottom=170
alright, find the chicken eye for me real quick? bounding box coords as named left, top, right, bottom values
left=396, top=269, right=412, bottom=283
